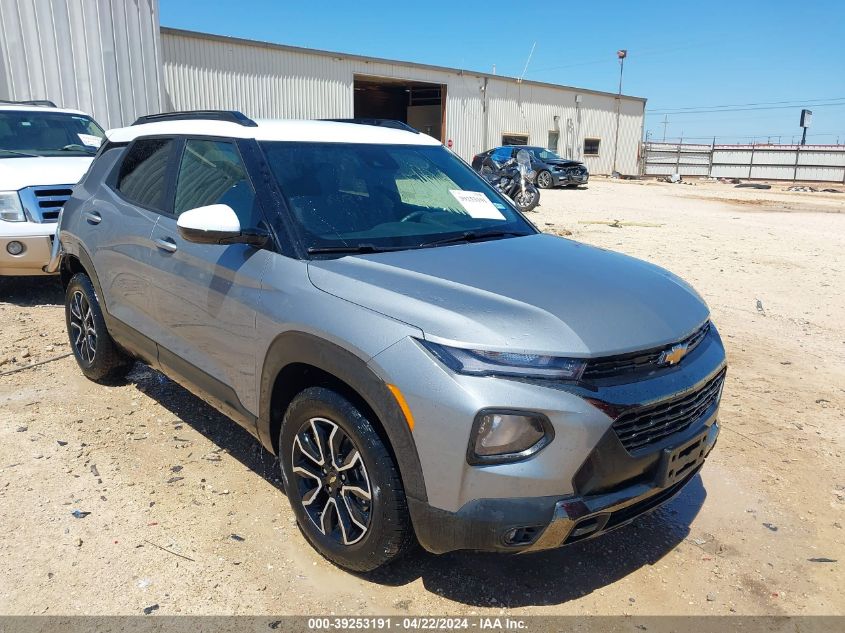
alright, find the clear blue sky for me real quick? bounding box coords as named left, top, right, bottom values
left=161, top=0, right=845, bottom=144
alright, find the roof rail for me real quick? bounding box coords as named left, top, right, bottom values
left=0, top=99, right=58, bottom=108
left=323, top=118, right=420, bottom=134
left=131, top=110, right=258, bottom=127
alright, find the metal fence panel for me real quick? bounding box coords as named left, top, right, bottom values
left=645, top=142, right=845, bottom=183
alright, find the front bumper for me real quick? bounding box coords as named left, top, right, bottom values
left=0, top=233, right=54, bottom=276
left=369, top=325, right=726, bottom=554
left=552, top=169, right=589, bottom=186
left=410, top=420, right=718, bottom=554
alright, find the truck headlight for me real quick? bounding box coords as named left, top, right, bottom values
left=469, top=409, right=553, bottom=464
left=418, top=340, right=586, bottom=380
left=0, top=191, right=25, bottom=222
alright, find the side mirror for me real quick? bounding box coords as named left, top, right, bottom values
left=177, top=204, right=268, bottom=247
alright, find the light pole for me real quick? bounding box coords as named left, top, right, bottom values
left=612, top=49, right=627, bottom=175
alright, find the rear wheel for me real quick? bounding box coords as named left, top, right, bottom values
left=279, top=387, right=414, bottom=571
left=65, top=273, right=132, bottom=383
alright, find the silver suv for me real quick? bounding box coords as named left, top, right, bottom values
left=56, top=111, right=726, bottom=571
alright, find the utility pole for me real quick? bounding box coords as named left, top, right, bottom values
left=611, top=49, right=627, bottom=175
left=661, top=114, right=669, bottom=142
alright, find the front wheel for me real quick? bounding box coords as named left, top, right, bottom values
left=64, top=273, right=132, bottom=383
left=279, top=387, right=414, bottom=571
left=536, top=170, right=554, bottom=189
left=513, top=185, right=540, bottom=212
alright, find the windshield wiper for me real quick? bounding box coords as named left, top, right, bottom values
left=0, top=148, right=39, bottom=157
left=307, top=244, right=408, bottom=255
left=420, top=230, right=529, bottom=248
left=58, top=144, right=96, bottom=154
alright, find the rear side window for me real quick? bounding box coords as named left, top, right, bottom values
left=491, top=147, right=512, bottom=163
left=173, top=139, right=260, bottom=229
left=116, top=138, right=173, bottom=210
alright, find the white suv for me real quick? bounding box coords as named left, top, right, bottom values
left=0, top=101, right=105, bottom=276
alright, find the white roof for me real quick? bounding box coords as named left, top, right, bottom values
left=0, top=104, right=91, bottom=116
left=106, top=118, right=443, bottom=146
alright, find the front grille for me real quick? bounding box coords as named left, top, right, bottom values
left=612, top=368, right=726, bottom=452
left=20, top=186, right=73, bottom=222
left=583, top=321, right=711, bottom=381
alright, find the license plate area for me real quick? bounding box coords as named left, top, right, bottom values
left=655, top=429, right=708, bottom=489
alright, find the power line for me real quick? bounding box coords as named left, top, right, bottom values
left=530, top=42, right=709, bottom=74
left=647, top=100, right=845, bottom=115
left=648, top=96, right=845, bottom=113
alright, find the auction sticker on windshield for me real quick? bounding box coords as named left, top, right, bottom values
left=449, top=190, right=505, bottom=220
left=77, top=134, right=102, bottom=148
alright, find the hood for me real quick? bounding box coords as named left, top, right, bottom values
left=1, top=156, right=93, bottom=190
left=307, top=234, right=709, bottom=357
left=544, top=158, right=584, bottom=168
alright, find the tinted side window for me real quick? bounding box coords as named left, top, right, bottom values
left=116, top=138, right=173, bottom=210
left=174, top=139, right=259, bottom=228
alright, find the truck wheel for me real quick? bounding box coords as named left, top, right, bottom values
left=64, top=273, right=132, bottom=383
left=279, top=386, right=414, bottom=572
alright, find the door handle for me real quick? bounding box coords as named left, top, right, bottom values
left=84, top=211, right=102, bottom=225
left=154, top=237, right=178, bottom=253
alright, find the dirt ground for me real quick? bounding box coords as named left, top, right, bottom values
left=0, top=178, right=843, bottom=616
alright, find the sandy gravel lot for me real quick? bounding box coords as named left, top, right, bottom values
left=0, top=178, right=843, bottom=616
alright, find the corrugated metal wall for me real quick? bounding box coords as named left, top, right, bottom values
left=645, top=142, right=845, bottom=182
left=0, top=0, right=163, bottom=129
left=161, top=28, right=645, bottom=174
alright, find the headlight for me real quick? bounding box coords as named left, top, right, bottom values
left=419, top=340, right=586, bottom=380
left=0, top=191, right=25, bottom=222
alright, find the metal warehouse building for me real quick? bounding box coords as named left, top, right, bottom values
left=1, top=0, right=646, bottom=174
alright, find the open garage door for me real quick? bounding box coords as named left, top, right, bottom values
left=353, top=75, right=445, bottom=142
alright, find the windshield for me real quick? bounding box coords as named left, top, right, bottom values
left=531, top=148, right=563, bottom=161
left=0, top=111, right=105, bottom=157
left=261, top=142, right=535, bottom=253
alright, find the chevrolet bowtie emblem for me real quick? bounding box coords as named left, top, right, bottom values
left=659, top=343, right=689, bottom=366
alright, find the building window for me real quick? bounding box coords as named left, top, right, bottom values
left=584, top=138, right=601, bottom=156
left=502, top=133, right=528, bottom=146
left=547, top=131, right=559, bottom=152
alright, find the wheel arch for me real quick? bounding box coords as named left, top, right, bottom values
left=59, top=240, right=105, bottom=303
left=259, top=331, right=428, bottom=503
left=60, top=253, right=86, bottom=289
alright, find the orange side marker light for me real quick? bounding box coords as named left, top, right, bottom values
left=387, top=384, right=415, bottom=432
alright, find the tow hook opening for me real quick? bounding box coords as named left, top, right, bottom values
left=567, top=513, right=611, bottom=542
left=502, top=525, right=543, bottom=546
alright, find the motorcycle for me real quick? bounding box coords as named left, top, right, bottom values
left=480, top=148, right=540, bottom=213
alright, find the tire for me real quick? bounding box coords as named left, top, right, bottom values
left=279, top=386, right=414, bottom=572
left=64, top=272, right=132, bottom=383
left=513, top=185, right=540, bottom=213
left=536, top=170, right=554, bottom=189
